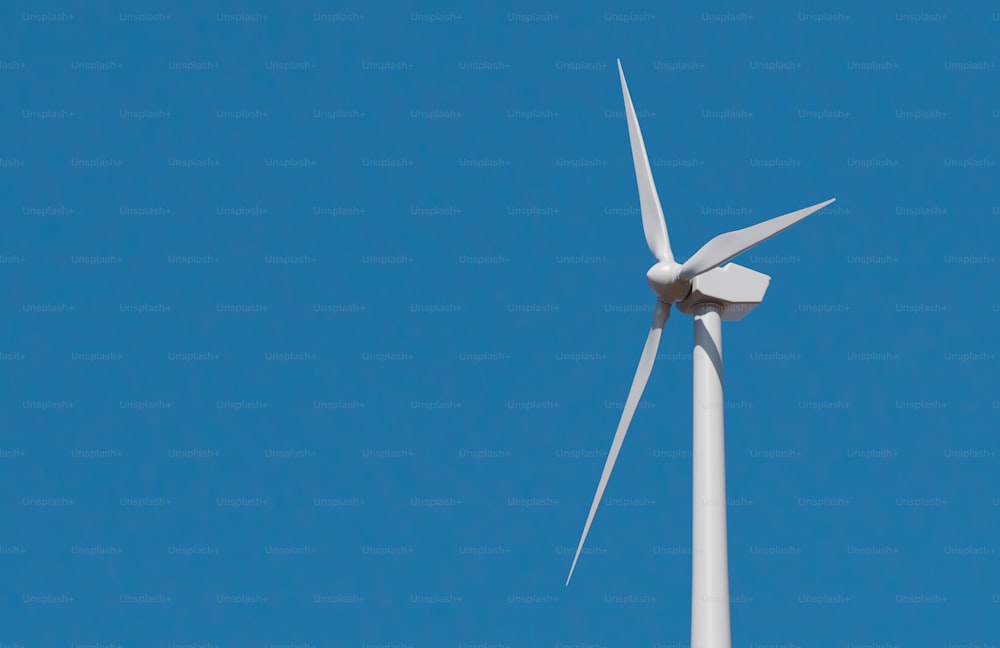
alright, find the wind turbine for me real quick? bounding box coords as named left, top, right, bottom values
left=564, top=60, right=836, bottom=648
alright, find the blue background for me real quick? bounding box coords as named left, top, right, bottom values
left=1, top=2, right=997, bottom=647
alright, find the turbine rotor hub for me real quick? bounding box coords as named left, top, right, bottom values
left=646, top=262, right=690, bottom=303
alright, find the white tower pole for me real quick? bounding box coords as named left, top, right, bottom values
left=690, top=303, right=731, bottom=648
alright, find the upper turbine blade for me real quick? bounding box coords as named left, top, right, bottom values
left=618, top=60, right=674, bottom=264
left=677, top=198, right=836, bottom=282
left=566, top=300, right=671, bottom=586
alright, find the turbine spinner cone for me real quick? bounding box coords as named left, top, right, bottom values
left=645, top=262, right=690, bottom=303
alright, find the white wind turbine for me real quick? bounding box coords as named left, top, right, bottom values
left=564, top=60, right=836, bottom=648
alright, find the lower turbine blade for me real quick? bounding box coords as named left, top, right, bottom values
left=677, top=198, right=836, bottom=282
left=566, top=301, right=670, bottom=586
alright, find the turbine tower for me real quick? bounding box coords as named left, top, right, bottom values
left=565, top=60, right=836, bottom=648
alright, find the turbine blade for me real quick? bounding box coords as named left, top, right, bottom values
left=677, top=198, right=836, bottom=282
left=618, top=59, right=674, bottom=263
left=566, top=301, right=670, bottom=586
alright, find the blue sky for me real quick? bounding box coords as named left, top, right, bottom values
left=1, top=2, right=998, bottom=646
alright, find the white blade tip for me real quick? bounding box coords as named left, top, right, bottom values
left=566, top=561, right=578, bottom=587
